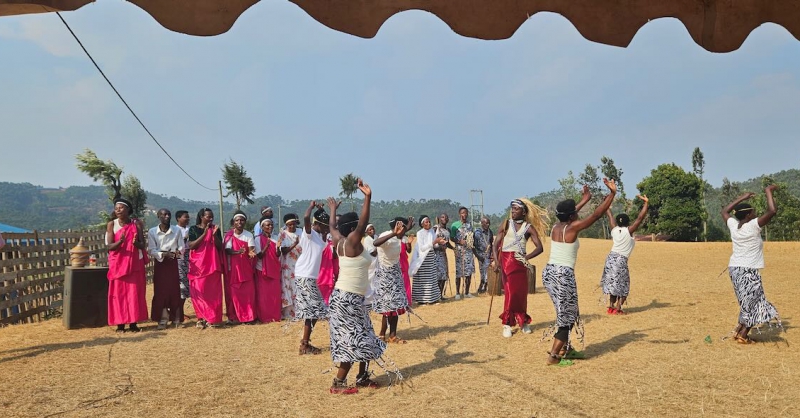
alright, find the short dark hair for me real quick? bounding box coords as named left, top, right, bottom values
left=196, top=208, right=213, bottom=225
left=338, top=212, right=359, bottom=236
left=615, top=213, right=631, bottom=227
left=175, top=210, right=189, bottom=219
left=555, top=200, right=577, bottom=222
left=733, top=203, right=754, bottom=221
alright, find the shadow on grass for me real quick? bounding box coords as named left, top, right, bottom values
left=624, top=299, right=673, bottom=314
left=0, top=332, right=164, bottom=364
left=401, top=319, right=485, bottom=341
left=583, top=328, right=657, bottom=358
left=400, top=339, right=504, bottom=381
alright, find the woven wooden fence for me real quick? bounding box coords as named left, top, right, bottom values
left=0, top=230, right=151, bottom=325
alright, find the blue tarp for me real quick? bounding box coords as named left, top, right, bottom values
left=0, top=222, right=31, bottom=233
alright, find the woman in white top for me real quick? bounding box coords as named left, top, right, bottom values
left=373, top=217, right=414, bottom=343
left=294, top=203, right=331, bottom=355
left=326, top=180, right=385, bottom=394
left=601, top=195, right=649, bottom=315
left=721, top=185, right=780, bottom=344
left=543, top=179, right=616, bottom=366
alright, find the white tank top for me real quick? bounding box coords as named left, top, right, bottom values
left=335, top=242, right=374, bottom=296
left=548, top=224, right=579, bottom=268
left=610, top=226, right=635, bottom=258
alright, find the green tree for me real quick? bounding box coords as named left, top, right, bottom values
left=720, top=177, right=741, bottom=203
left=578, top=164, right=607, bottom=238
left=637, top=163, right=703, bottom=241
left=752, top=177, right=800, bottom=241
left=75, top=149, right=123, bottom=200
left=600, top=156, right=625, bottom=202
left=692, top=147, right=708, bottom=241
left=339, top=173, right=359, bottom=211
left=222, top=159, right=256, bottom=210
left=557, top=170, right=580, bottom=202
left=120, top=175, right=148, bottom=219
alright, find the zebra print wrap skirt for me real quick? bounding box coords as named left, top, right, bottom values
left=294, top=276, right=328, bottom=320
left=373, top=262, right=409, bottom=315
left=601, top=252, right=630, bottom=298
left=542, top=264, right=580, bottom=328
left=728, top=267, right=780, bottom=328
left=329, top=289, right=387, bottom=363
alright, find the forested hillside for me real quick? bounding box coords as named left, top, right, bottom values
left=3, top=168, right=799, bottom=240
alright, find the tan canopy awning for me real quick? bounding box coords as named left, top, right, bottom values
left=1, top=0, right=798, bottom=53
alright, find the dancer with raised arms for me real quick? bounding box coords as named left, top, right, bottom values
left=721, top=185, right=782, bottom=344
left=294, top=203, right=331, bottom=355
left=601, top=195, right=649, bottom=315
left=544, top=180, right=616, bottom=365
left=326, top=179, right=386, bottom=394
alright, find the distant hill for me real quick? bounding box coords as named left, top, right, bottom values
left=4, top=168, right=798, bottom=237
left=0, top=182, right=490, bottom=234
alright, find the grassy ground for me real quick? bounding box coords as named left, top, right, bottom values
left=1, top=239, right=797, bottom=417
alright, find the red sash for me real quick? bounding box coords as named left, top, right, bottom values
left=107, top=221, right=145, bottom=281
left=189, top=226, right=222, bottom=279
left=225, top=231, right=255, bottom=284
left=258, top=235, right=280, bottom=280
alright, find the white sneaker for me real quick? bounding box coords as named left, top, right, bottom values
left=522, top=324, right=532, bottom=334
left=465, top=293, right=475, bottom=299
left=454, top=294, right=462, bottom=301
left=502, top=325, right=513, bottom=338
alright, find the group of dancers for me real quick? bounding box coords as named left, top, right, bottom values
left=104, top=178, right=783, bottom=390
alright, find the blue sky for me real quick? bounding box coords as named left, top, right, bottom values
left=1, top=2, right=798, bottom=213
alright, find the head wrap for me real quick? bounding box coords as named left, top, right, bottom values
left=555, top=200, right=577, bottom=216
left=261, top=206, right=272, bottom=215
left=260, top=218, right=274, bottom=227
left=507, top=198, right=549, bottom=239
left=283, top=213, right=299, bottom=225
left=313, top=208, right=330, bottom=226
left=337, top=212, right=360, bottom=237
left=419, top=215, right=430, bottom=226
left=233, top=213, right=247, bottom=221
left=366, top=223, right=374, bottom=231
left=390, top=217, right=408, bottom=229
left=113, top=198, right=133, bottom=215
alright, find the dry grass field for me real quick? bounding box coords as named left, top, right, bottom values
left=1, top=239, right=798, bottom=418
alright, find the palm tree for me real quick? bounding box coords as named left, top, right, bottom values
left=339, top=173, right=359, bottom=211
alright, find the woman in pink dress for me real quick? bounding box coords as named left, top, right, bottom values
left=106, top=198, right=148, bottom=333
left=187, top=208, right=224, bottom=328
left=223, top=211, right=257, bottom=324
left=255, top=219, right=282, bottom=323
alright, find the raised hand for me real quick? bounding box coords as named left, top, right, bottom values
left=407, top=217, right=415, bottom=230
left=326, top=197, right=341, bottom=211
left=393, top=222, right=406, bottom=236
left=604, top=178, right=617, bottom=193
left=637, top=194, right=649, bottom=203
left=766, top=184, right=779, bottom=193
left=357, top=179, right=371, bottom=197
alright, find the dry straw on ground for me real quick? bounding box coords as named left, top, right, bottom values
left=1, top=239, right=798, bottom=417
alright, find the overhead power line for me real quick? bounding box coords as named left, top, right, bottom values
left=55, top=12, right=217, bottom=192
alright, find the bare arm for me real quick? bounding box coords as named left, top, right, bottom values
left=345, top=180, right=371, bottom=251
left=628, top=195, right=649, bottom=234
left=606, top=209, right=616, bottom=228
left=106, top=221, right=125, bottom=251
left=327, top=197, right=343, bottom=244
left=570, top=179, right=617, bottom=233
left=721, top=192, right=755, bottom=223
left=303, top=201, right=316, bottom=235
left=373, top=222, right=406, bottom=247
left=575, top=185, right=591, bottom=212
left=525, top=225, right=544, bottom=260
left=758, top=185, right=779, bottom=227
